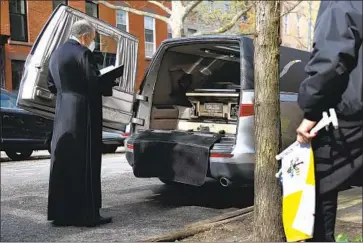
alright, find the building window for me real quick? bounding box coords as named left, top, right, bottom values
left=53, top=0, right=67, bottom=10
left=144, top=16, right=155, bottom=58
left=86, top=1, right=100, bottom=51
left=116, top=10, right=128, bottom=32
left=0, top=45, right=5, bottom=89
left=224, top=2, right=230, bottom=11
left=284, top=15, right=289, bottom=34
left=11, top=60, right=25, bottom=92
left=187, top=28, right=197, bottom=36
left=241, top=12, right=248, bottom=24
left=167, top=25, right=172, bottom=39
left=86, top=0, right=98, bottom=18
left=208, top=0, right=214, bottom=13
left=9, top=0, right=28, bottom=42
left=296, top=14, right=301, bottom=37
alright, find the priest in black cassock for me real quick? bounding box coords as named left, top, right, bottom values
left=47, top=19, right=114, bottom=227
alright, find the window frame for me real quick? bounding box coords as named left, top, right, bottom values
left=85, top=0, right=99, bottom=18
left=167, top=24, right=172, bottom=39
left=144, top=16, right=156, bottom=59
left=208, top=0, right=214, bottom=13
left=116, top=10, right=129, bottom=32
left=296, top=14, right=301, bottom=37
left=224, top=2, right=230, bottom=11
left=9, top=0, right=28, bottom=42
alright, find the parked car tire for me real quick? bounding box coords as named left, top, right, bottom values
left=102, top=145, right=118, bottom=154
left=5, top=149, right=33, bottom=161
left=158, top=178, right=181, bottom=186
left=46, top=133, right=52, bottom=155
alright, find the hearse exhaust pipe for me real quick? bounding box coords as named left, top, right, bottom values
left=219, top=177, right=232, bottom=187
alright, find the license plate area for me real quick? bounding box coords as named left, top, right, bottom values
left=204, top=103, right=223, bottom=113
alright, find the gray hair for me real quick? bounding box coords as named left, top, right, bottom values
left=70, top=19, right=95, bottom=38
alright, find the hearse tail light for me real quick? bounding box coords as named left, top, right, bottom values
left=239, top=104, right=254, bottom=117
left=126, top=143, right=134, bottom=152
left=210, top=153, right=233, bottom=158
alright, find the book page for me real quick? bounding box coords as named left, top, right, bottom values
left=99, top=65, right=115, bottom=76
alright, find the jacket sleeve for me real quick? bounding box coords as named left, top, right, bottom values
left=297, top=1, right=362, bottom=121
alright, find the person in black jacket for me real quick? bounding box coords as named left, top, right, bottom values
left=296, top=1, right=362, bottom=241
left=47, top=20, right=114, bottom=227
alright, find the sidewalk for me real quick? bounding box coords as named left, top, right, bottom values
left=336, top=187, right=362, bottom=224
left=181, top=187, right=362, bottom=242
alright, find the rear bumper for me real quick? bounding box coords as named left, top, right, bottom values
left=125, top=135, right=255, bottom=184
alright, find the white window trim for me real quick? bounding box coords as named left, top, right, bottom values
left=116, top=10, right=129, bottom=32
left=167, top=24, right=172, bottom=38
left=144, top=17, right=156, bottom=58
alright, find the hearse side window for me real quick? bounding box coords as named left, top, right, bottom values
left=11, top=60, right=25, bottom=93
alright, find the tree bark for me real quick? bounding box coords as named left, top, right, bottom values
left=253, top=1, right=285, bottom=242
left=169, top=1, right=186, bottom=37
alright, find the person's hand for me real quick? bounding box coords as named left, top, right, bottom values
left=296, top=119, right=317, bottom=144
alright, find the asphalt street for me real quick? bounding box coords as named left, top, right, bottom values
left=1, top=149, right=253, bottom=242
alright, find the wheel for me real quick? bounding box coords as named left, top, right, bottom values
left=5, top=149, right=33, bottom=161
left=46, top=133, right=52, bottom=155
left=47, top=141, right=52, bottom=154
left=102, top=145, right=118, bottom=154
left=158, top=178, right=181, bottom=186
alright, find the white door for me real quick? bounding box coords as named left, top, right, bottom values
left=17, top=5, right=138, bottom=132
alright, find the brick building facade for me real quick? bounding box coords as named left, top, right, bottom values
left=280, top=1, right=321, bottom=51
left=0, top=0, right=171, bottom=92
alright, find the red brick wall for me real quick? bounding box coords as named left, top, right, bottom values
left=1, top=0, right=170, bottom=91
left=68, top=0, right=86, bottom=12
left=0, top=0, right=10, bottom=36
left=123, top=1, right=169, bottom=89
left=27, top=1, right=53, bottom=43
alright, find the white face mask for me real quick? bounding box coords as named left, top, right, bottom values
left=88, top=40, right=95, bottom=52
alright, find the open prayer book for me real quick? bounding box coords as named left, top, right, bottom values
left=98, top=65, right=124, bottom=85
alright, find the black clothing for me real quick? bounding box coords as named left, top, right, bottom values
left=299, top=0, right=363, bottom=195
left=47, top=39, right=113, bottom=224
left=307, top=190, right=338, bottom=242
left=298, top=0, right=363, bottom=124
left=298, top=1, right=363, bottom=241
left=309, top=125, right=362, bottom=242
left=312, top=126, right=363, bottom=195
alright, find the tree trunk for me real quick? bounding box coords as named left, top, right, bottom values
left=169, top=16, right=185, bottom=38
left=170, top=1, right=185, bottom=38
left=253, top=1, right=285, bottom=242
